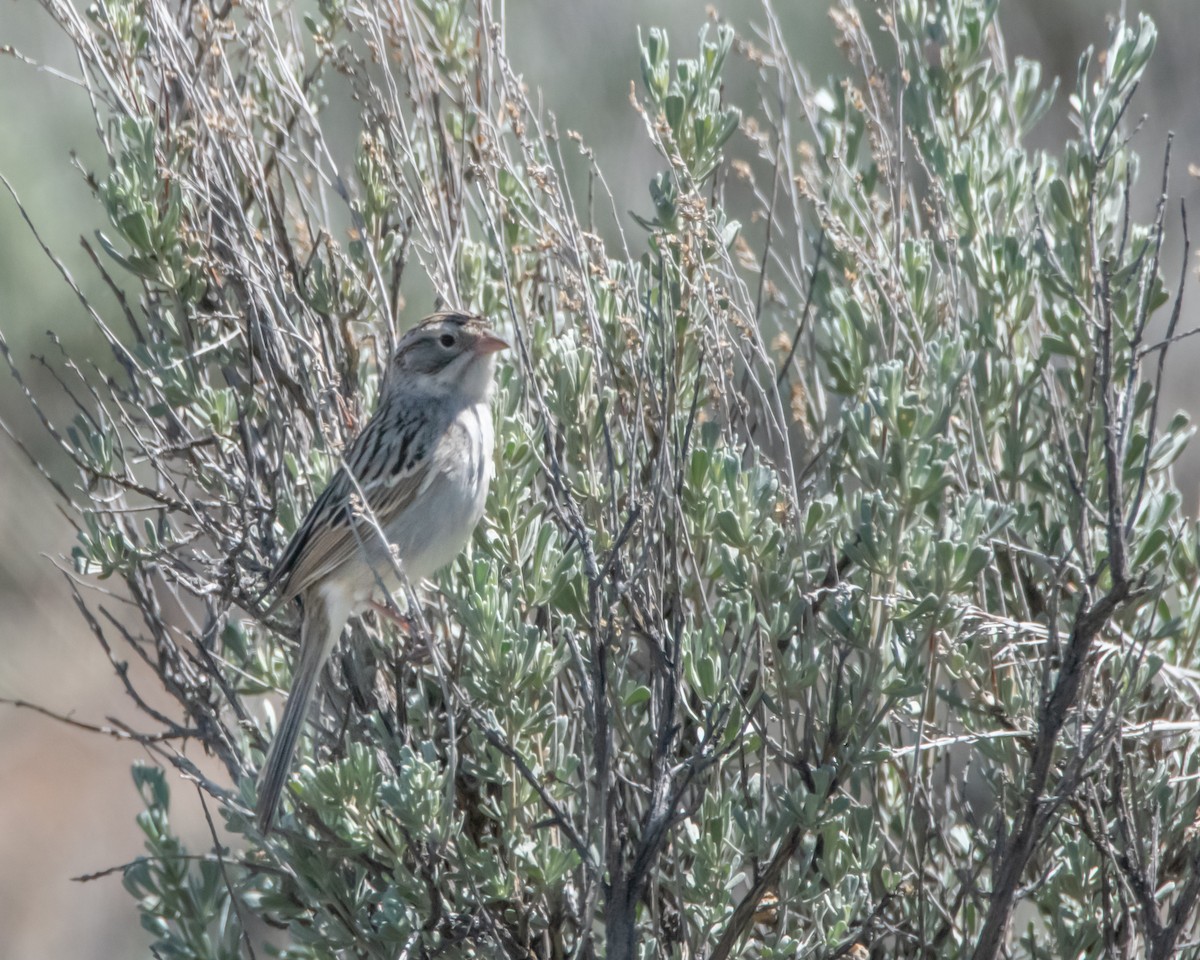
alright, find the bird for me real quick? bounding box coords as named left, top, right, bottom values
left=255, top=311, right=508, bottom=833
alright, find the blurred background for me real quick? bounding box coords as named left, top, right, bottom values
left=1, top=2, right=1197, bottom=957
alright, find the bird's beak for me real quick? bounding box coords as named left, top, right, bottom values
left=474, top=332, right=510, bottom=355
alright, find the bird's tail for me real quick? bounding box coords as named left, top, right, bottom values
left=256, top=591, right=343, bottom=833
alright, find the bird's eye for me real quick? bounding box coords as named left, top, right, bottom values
left=439, top=333, right=456, bottom=348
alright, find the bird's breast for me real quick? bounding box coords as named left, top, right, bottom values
left=382, top=401, right=494, bottom=582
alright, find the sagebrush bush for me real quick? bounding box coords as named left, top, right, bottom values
left=6, top=0, right=1200, bottom=957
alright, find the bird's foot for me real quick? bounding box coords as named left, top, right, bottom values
left=369, top=601, right=433, bottom=664
left=370, top=600, right=413, bottom=631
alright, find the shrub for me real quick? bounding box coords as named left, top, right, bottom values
left=6, top=0, right=1200, bottom=957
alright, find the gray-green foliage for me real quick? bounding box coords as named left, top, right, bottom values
left=8, top=0, right=1200, bottom=957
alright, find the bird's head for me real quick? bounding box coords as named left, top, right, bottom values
left=388, top=312, right=509, bottom=403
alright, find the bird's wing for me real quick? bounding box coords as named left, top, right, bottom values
left=266, top=407, right=437, bottom=605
